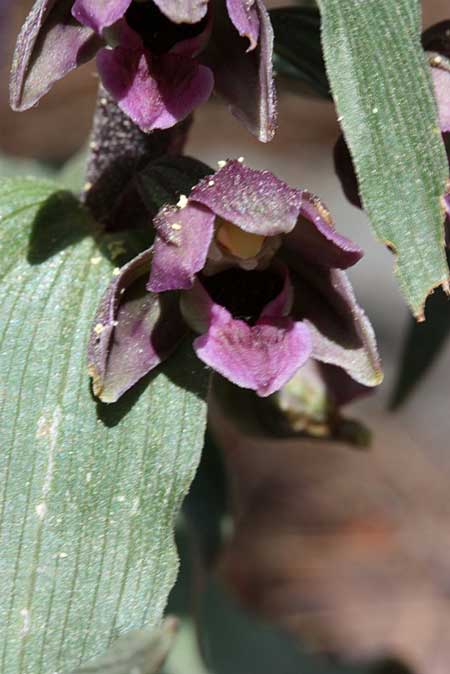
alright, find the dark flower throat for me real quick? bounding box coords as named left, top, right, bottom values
left=201, top=268, right=283, bottom=325
left=126, top=0, right=208, bottom=54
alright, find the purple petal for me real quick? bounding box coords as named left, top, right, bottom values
left=333, top=135, right=362, bottom=210
left=88, top=249, right=187, bottom=403
left=10, top=0, right=100, bottom=111
left=205, top=0, right=276, bottom=141
left=97, top=46, right=214, bottom=131
left=148, top=202, right=216, bottom=292
left=260, top=264, right=293, bottom=318
left=319, top=363, right=372, bottom=406
left=194, top=309, right=312, bottom=397
left=72, top=0, right=132, bottom=33
left=291, top=265, right=383, bottom=388
left=431, top=64, right=450, bottom=133
left=152, top=0, right=208, bottom=24
left=191, top=160, right=302, bottom=236
left=283, top=191, right=363, bottom=270
left=184, top=276, right=312, bottom=396
left=226, top=0, right=259, bottom=50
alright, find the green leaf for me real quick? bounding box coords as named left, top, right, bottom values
left=0, top=177, right=208, bottom=674
left=271, top=6, right=331, bottom=99
left=73, top=618, right=177, bottom=674
left=391, top=283, right=450, bottom=408
left=318, top=0, right=449, bottom=318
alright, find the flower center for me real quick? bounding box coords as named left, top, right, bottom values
left=216, top=218, right=266, bottom=260
left=200, top=267, right=283, bottom=324
left=126, top=0, right=208, bottom=54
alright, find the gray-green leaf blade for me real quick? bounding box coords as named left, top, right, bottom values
left=0, top=178, right=208, bottom=673
left=319, top=0, right=449, bottom=317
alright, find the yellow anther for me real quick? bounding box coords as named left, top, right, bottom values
left=216, top=219, right=265, bottom=260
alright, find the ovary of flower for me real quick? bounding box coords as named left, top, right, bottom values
left=216, top=219, right=265, bottom=259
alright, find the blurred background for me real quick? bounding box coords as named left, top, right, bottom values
left=2, top=2, right=450, bottom=674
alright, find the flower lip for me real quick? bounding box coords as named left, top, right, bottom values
left=199, top=266, right=284, bottom=325
left=125, top=0, right=209, bottom=54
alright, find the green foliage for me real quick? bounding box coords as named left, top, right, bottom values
left=391, top=282, right=450, bottom=408
left=319, top=0, right=449, bottom=317
left=271, top=6, right=330, bottom=99
left=0, top=177, right=208, bottom=674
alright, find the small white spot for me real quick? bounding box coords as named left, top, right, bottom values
left=112, top=320, right=119, bottom=327
left=90, top=255, right=101, bottom=265
left=83, top=181, right=92, bottom=192
left=100, top=97, right=108, bottom=105
left=20, top=608, right=31, bottom=637
left=116, top=494, right=125, bottom=502
left=171, top=222, right=182, bottom=231
left=35, top=503, right=47, bottom=519
left=58, top=552, right=68, bottom=559
left=94, top=323, right=104, bottom=336
left=208, top=179, right=215, bottom=186
left=89, top=141, right=99, bottom=150
left=86, top=471, right=92, bottom=483
left=177, top=194, right=188, bottom=208
left=372, top=107, right=378, bottom=113
left=217, top=160, right=227, bottom=168
left=237, top=156, right=245, bottom=163
left=112, top=267, right=121, bottom=276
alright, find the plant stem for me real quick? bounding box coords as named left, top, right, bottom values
left=81, top=86, right=191, bottom=229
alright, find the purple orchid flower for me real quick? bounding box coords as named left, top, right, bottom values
left=10, top=0, right=276, bottom=141
left=88, top=160, right=382, bottom=403
left=335, top=22, right=450, bottom=211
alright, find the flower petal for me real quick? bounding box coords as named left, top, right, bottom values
left=148, top=202, right=216, bottom=292
left=186, top=278, right=312, bottom=396
left=320, top=363, right=372, bottom=406
left=226, top=0, right=259, bottom=50
left=283, top=191, right=363, bottom=270
left=431, top=64, right=450, bottom=133
left=191, top=160, right=302, bottom=236
left=152, top=0, right=208, bottom=24
left=333, top=134, right=362, bottom=210
left=291, top=264, right=383, bottom=388
left=97, top=46, right=214, bottom=131
left=194, top=309, right=312, bottom=397
left=88, top=249, right=187, bottom=403
left=72, top=0, right=132, bottom=33
left=10, top=0, right=100, bottom=111
left=204, top=0, right=276, bottom=141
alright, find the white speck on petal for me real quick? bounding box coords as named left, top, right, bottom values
left=177, top=194, right=188, bottom=208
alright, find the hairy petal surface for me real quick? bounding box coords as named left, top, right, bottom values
left=148, top=202, right=216, bottom=292
left=205, top=0, right=276, bottom=141
left=10, top=0, right=100, bottom=110
left=191, top=160, right=301, bottom=236
left=153, top=0, right=208, bottom=24
left=291, top=265, right=382, bottom=388
left=431, top=64, right=450, bottom=133
left=72, top=0, right=133, bottom=33
left=283, top=191, right=363, bottom=270
left=226, top=0, right=260, bottom=50
left=186, top=278, right=312, bottom=396
left=88, top=249, right=187, bottom=403
left=97, top=46, right=214, bottom=131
